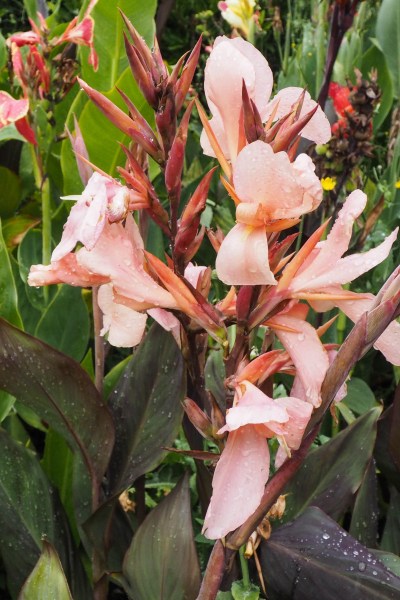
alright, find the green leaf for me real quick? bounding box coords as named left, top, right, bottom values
left=0, top=124, right=28, bottom=143
left=231, top=581, right=260, bottom=600
left=103, top=355, right=132, bottom=401
left=0, top=219, right=23, bottom=328
left=205, top=349, right=226, bottom=409
left=0, top=166, right=22, bottom=218
left=373, top=551, right=400, bottom=578
left=0, top=32, right=6, bottom=71
left=360, top=43, right=394, bottom=129
left=381, top=486, right=400, bottom=555
left=79, top=0, right=157, bottom=90
left=2, top=215, right=40, bottom=250
left=17, top=228, right=52, bottom=311
left=261, top=507, right=400, bottom=599
left=283, top=408, right=381, bottom=521
left=19, top=540, right=73, bottom=600
left=376, top=0, right=400, bottom=97
left=22, top=0, right=39, bottom=23
left=35, top=285, right=90, bottom=362
left=123, top=474, right=201, bottom=600
left=343, top=378, right=379, bottom=415
left=0, top=318, right=115, bottom=488
left=108, top=323, right=185, bottom=493
left=0, top=430, right=89, bottom=599
left=349, top=460, right=379, bottom=548
left=61, top=68, right=154, bottom=195
left=42, top=430, right=78, bottom=543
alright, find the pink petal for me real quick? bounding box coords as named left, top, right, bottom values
left=269, top=314, right=329, bottom=406
left=200, top=113, right=230, bottom=158
left=0, top=91, right=29, bottom=124
left=265, top=87, right=331, bottom=144
left=184, top=263, right=208, bottom=289
left=216, top=223, right=276, bottom=285
left=51, top=173, right=109, bottom=261
left=98, top=284, right=147, bottom=347
left=335, top=294, right=400, bottom=366
left=28, top=253, right=108, bottom=287
left=77, top=220, right=177, bottom=309
left=203, top=37, right=272, bottom=161
left=203, top=425, right=270, bottom=539
left=67, top=115, right=92, bottom=186
left=274, top=396, right=312, bottom=449
left=147, top=307, right=181, bottom=347
left=233, top=141, right=321, bottom=219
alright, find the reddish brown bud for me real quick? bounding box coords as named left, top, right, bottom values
left=175, top=36, right=202, bottom=113
left=156, top=81, right=176, bottom=157
left=78, top=78, right=163, bottom=162
left=174, top=167, right=217, bottom=261
left=183, top=397, right=213, bottom=439
left=165, top=100, right=194, bottom=201
left=242, top=80, right=265, bottom=144
left=271, top=104, right=318, bottom=153
left=123, top=33, right=159, bottom=109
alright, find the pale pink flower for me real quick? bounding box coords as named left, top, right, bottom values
left=286, top=190, right=398, bottom=295
left=57, top=0, right=99, bottom=70
left=66, top=115, right=93, bottom=186
left=216, top=140, right=322, bottom=285
left=0, top=91, right=36, bottom=144
left=203, top=381, right=312, bottom=539
left=30, top=216, right=178, bottom=348
left=200, top=37, right=330, bottom=162
left=51, top=172, right=142, bottom=262
left=267, top=312, right=329, bottom=407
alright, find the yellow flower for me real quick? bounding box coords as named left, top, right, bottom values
left=395, top=180, right=400, bottom=189
left=321, top=177, right=336, bottom=191
left=218, top=0, right=256, bottom=37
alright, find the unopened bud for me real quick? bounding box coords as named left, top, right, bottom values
left=183, top=397, right=213, bottom=439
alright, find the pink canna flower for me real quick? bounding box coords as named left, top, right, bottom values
left=203, top=380, right=312, bottom=539
left=57, top=0, right=99, bottom=70
left=216, top=140, right=322, bottom=285
left=267, top=311, right=330, bottom=407
left=51, top=172, right=145, bottom=262
left=30, top=215, right=178, bottom=348
left=286, top=190, right=398, bottom=294
left=200, top=37, right=330, bottom=163
left=66, top=115, right=93, bottom=186
left=0, top=91, right=36, bottom=144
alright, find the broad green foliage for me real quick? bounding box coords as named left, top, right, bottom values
left=123, top=475, right=201, bottom=600
left=19, top=541, right=73, bottom=600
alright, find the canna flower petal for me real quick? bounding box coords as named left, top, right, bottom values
left=233, top=141, right=322, bottom=221
left=268, top=314, right=330, bottom=406
left=265, top=87, right=331, bottom=144
left=0, top=91, right=36, bottom=144
left=28, top=253, right=108, bottom=287
left=202, top=425, right=270, bottom=539
left=98, top=283, right=147, bottom=347
left=335, top=294, right=400, bottom=366
left=219, top=381, right=289, bottom=434
left=147, top=308, right=181, bottom=346
left=52, top=172, right=136, bottom=262
left=201, top=36, right=273, bottom=161
left=216, top=223, right=276, bottom=285
left=78, top=216, right=177, bottom=310
left=289, top=190, right=398, bottom=293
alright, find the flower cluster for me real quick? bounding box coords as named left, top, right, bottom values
left=28, top=25, right=400, bottom=542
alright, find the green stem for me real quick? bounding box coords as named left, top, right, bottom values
left=41, top=177, right=51, bottom=266
left=315, top=0, right=327, bottom=98
left=283, top=0, right=292, bottom=75
left=239, top=546, right=250, bottom=589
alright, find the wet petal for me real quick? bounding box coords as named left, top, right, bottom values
left=202, top=425, right=270, bottom=539
left=265, top=87, right=331, bottom=144
left=269, top=314, right=329, bottom=406
left=216, top=223, right=276, bottom=285
left=98, top=284, right=147, bottom=347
